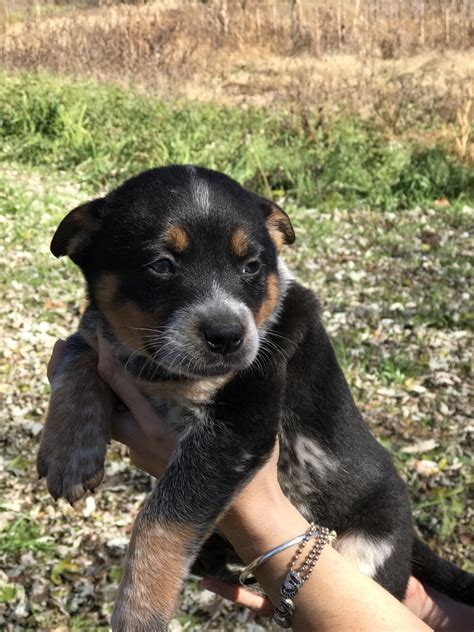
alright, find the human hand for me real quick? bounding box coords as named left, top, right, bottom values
left=402, top=576, right=474, bottom=631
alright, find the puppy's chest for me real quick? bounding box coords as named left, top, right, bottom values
left=149, top=399, right=190, bottom=434
left=137, top=376, right=228, bottom=433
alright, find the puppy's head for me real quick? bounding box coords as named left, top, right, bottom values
left=52, top=165, right=294, bottom=378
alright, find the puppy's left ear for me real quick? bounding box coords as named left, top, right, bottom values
left=51, top=198, right=104, bottom=259
left=263, top=201, right=295, bottom=249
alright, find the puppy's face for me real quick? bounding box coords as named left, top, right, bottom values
left=52, top=166, right=294, bottom=378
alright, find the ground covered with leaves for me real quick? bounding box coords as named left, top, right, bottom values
left=0, top=161, right=472, bottom=630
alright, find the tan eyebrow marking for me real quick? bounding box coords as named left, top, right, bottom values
left=231, top=228, right=249, bottom=258
left=164, top=224, right=190, bottom=253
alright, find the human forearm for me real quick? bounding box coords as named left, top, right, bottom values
left=221, top=491, right=431, bottom=632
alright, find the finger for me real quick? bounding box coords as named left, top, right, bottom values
left=403, top=577, right=444, bottom=627
left=110, top=412, right=168, bottom=477
left=97, top=332, right=171, bottom=439
left=403, top=576, right=425, bottom=603
left=47, top=339, right=67, bottom=383
left=111, top=411, right=148, bottom=451
left=201, top=578, right=274, bottom=616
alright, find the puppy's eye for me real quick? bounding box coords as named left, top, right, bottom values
left=152, top=258, right=175, bottom=275
left=242, top=260, right=261, bottom=275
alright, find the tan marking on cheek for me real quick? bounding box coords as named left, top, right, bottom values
left=164, top=224, right=189, bottom=253
left=255, top=273, right=279, bottom=327
left=116, top=520, right=195, bottom=624
left=95, top=272, right=156, bottom=354
left=231, top=227, right=249, bottom=258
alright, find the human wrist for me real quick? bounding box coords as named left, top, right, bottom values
left=220, top=490, right=309, bottom=564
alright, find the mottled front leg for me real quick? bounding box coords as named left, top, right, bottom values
left=112, top=373, right=283, bottom=631
left=37, top=333, right=113, bottom=503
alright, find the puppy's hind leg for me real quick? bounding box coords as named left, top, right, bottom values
left=37, top=333, right=113, bottom=504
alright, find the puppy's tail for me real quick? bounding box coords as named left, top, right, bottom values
left=411, top=536, right=474, bottom=605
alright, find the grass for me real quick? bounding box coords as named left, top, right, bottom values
left=1, top=0, right=472, bottom=123
left=1, top=73, right=473, bottom=212
left=4, top=0, right=471, bottom=53
left=0, top=515, right=54, bottom=555
left=0, top=71, right=472, bottom=627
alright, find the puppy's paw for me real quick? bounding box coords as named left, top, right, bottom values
left=38, top=345, right=112, bottom=504
left=111, top=518, right=191, bottom=631
left=37, top=404, right=107, bottom=504
left=37, top=446, right=105, bottom=504
left=36, top=431, right=107, bottom=504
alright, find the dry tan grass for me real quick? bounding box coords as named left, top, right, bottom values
left=2, top=0, right=473, bottom=53
left=0, top=0, right=473, bottom=146
left=452, top=88, right=473, bottom=162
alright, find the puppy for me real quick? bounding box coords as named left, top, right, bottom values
left=38, top=165, right=474, bottom=630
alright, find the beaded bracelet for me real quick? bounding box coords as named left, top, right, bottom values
left=274, top=525, right=337, bottom=629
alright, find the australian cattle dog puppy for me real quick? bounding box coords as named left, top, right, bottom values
left=38, top=165, right=474, bottom=630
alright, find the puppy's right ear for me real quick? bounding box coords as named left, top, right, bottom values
left=51, top=198, right=104, bottom=259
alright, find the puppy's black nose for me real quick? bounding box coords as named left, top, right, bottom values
left=203, top=322, right=243, bottom=355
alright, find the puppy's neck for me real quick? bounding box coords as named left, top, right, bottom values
left=122, top=352, right=233, bottom=407
left=138, top=374, right=231, bottom=407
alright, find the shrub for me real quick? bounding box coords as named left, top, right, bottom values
left=1, top=73, right=472, bottom=209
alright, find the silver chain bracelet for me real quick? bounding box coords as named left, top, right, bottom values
left=239, top=522, right=320, bottom=586
left=274, top=524, right=336, bottom=629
